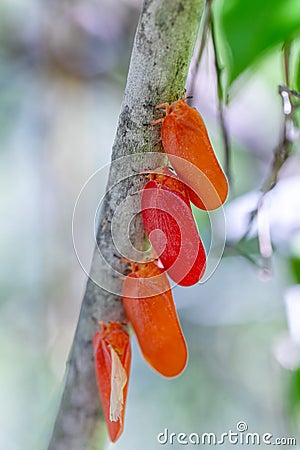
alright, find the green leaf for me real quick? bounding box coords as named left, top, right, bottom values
left=288, top=368, right=300, bottom=417
left=218, top=0, right=300, bottom=85
left=290, top=256, right=300, bottom=284
left=295, top=53, right=300, bottom=92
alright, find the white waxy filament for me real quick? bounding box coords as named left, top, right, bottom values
left=109, top=346, right=127, bottom=422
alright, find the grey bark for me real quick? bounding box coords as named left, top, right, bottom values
left=48, top=1, right=204, bottom=449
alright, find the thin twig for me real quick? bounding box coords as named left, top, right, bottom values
left=261, top=44, right=294, bottom=194
left=279, top=84, right=300, bottom=100
left=283, top=41, right=291, bottom=88
left=210, top=8, right=231, bottom=184
left=235, top=43, right=298, bottom=269
left=189, top=0, right=212, bottom=97
left=224, top=242, right=263, bottom=269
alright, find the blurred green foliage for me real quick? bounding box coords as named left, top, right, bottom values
left=289, top=368, right=300, bottom=421
left=296, top=54, right=300, bottom=91
left=290, top=257, right=300, bottom=284
left=216, top=0, right=300, bottom=86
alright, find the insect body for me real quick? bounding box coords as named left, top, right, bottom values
left=141, top=169, right=206, bottom=286
left=122, top=261, right=188, bottom=377
left=93, top=322, right=131, bottom=442
left=154, top=97, right=228, bottom=210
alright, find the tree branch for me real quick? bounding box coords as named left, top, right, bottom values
left=47, top=1, right=205, bottom=449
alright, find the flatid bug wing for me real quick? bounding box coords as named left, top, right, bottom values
left=141, top=178, right=206, bottom=286
left=93, top=323, right=131, bottom=442
left=158, top=98, right=228, bottom=210
left=122, top=262, right=188, bottom=377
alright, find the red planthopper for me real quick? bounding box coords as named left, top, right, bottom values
left=141, top=168, right=206, bottom=286
left=122, top=261, right=188, bottom=377
left=93, top=321, right=131, bottom=442
left=153, top=96, right=228, bottom=210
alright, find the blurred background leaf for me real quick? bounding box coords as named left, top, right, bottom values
left=288, top=367, right=300, bottom=425
left=216, top=0, right=300, bottom=86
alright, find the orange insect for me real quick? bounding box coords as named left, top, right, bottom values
left=93, top=322, right=131, bottom=442
left=141, top=168, right=206, bottom=286
left=122, top=261, right=188, bottom=377
left=153, top=96, right=228, bottom=210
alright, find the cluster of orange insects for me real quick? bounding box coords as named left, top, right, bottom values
left=93, top=95, right=228, bottom=442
